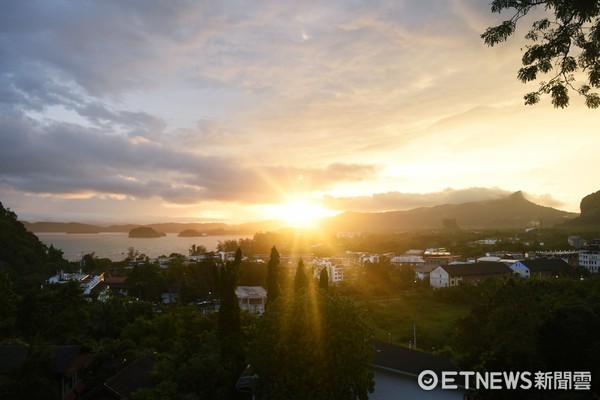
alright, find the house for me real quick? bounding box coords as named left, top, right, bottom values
left=414, top=264, right=438, bottom=280
left=0, top=345, right=93, bottom=400
left=430, top=262, right=514, bottom=288
left=510, top=258, right=570, bottom=278
left=423, top=249, right=462, bottom=268
left=236, top=286, right=267, bottom=314
left=81, top=357, right=154, bottom=400
left=390, top=255, right=425, bottom=268
left=103, top=276, right=128, bottom=296
left=371, top=341, right=469, bottom=399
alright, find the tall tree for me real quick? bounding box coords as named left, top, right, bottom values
left=217, top=248, right=242, bottom=337
left=266, top=246, right=281, bottom=306
left=294, top=259, right=309, bottom=292
left=250, top=292, right=374, bottom=400
left=482, top=0, right=600, bottom=108
left=318, top=267, right=329, bottom=292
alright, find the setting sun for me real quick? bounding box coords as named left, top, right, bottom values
left=273, top=199, right=338, bottom=228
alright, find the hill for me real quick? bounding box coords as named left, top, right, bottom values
left=128, top=226, right=166, bottom=238
left=23, top=222, right=101, bottom=234
left=322, top=191, right=577, bottom=232
left=563, top=189, right=600, bottom=227
left=0, top=202, right=68, bottom=289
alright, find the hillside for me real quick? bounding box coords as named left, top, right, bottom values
left=564, top=189, right=600, bottom=227
left=0, top=202, right=68, bottom=289
left=322, top=191, right=577, bottom=232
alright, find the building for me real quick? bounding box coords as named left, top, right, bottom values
left=579, top=240, right=600, bottom=273
left=46, top=270, right=105, bottom=295
left=510, top=258, right=569, bottom=278
left=430, top=262, right=514, bottom=288
left=390, top=255, right=425, bottom=267
left=0, top=345, right=93, bottom=400
left=312, top=258, right=345, bottom=284
left=82, top=358, right=154, bottom=400
left=423, top=249, right=462, bottom=268
left=235, top=286, right=267, bottom=314
left=371, top=341, right=469, bottom=399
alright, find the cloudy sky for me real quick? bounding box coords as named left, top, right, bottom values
left=1, top=0, right=598, bottom=224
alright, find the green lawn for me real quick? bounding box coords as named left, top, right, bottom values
left=363, top=289, right=472, bottom=353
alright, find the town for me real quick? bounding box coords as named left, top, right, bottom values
left=3, top=198, right=600, bottom=399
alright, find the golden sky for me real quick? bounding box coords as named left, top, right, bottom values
left=1, top=1, right=598, bottom=224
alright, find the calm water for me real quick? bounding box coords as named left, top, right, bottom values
left=35, top=232, right=247, bottom=262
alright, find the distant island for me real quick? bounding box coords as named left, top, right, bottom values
left=128, top=226, right=166, bottom=238
left=178, top=229, right=207, bottom=237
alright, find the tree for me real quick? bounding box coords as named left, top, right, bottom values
left=249, top=291, right=374, bottom=400
left=126, top=264, right=167, bottom=302
left=265, top=246, right=281, bottom=306
left=482, top=0, right=600, bottom=108
left=293, top=259, right=309, bottom=292
left=318, top=267, right=329, bottom=292
left=0, top=271, right=18, bottom=339
left=217, top=248, right=242, bottom=337
left=188, top=244, right=207, bottom=256
left=217, top=239, right=239, bottom=252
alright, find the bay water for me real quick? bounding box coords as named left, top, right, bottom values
left=35, top=232, right=247, bottom=262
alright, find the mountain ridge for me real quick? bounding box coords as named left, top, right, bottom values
left=21, top=191, right=587, bottom=234
left=321, top=191, right=578, bottom=232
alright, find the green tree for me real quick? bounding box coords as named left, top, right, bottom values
left=266, top=246, right=281, bottom=306
left=294, top=258, right=309, bottom=292
left=249, top=291, right=374, bottom=400
left=482, top=0, right=600, bottom=108
left=126, top=264, right=167, bottom=302
left=0, top=271, right=18, bottom=339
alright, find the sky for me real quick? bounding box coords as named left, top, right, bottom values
left=0, top=0, right=598, bottom=225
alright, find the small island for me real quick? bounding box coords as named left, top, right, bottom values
left=178, top=229, right=207, bottom=237
left=128, top=226, right=166, bottom=238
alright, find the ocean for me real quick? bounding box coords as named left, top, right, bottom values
left=35, top=232, right=247, bottom=262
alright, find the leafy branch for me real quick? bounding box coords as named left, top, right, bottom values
left=482, top=0, right=600, bottom=108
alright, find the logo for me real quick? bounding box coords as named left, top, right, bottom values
left=418, top=370, right=438, bottom=390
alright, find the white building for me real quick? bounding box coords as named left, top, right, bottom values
left=312, top=258, right=345, bottom=284
left=46, top=270, right=105, bottom=295
left=579, top=241, right=600, bottom=273
left=235, top=286, right=267, bottom=314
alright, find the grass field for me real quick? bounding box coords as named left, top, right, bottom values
left=362, top=289, right=473, bottom=353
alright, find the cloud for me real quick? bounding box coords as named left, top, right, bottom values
left=0, top=115, right=377, bottom=205
left=0, top=0, right=594, bottom=222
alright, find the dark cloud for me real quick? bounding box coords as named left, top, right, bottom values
left=0, top=115, right=376, bottom=204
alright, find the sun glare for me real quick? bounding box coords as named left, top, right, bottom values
left=274, top=200, right=337, bottom=228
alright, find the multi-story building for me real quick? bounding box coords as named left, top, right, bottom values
left=312, top=258, right=345, bottom=284
left=579, top=240, right=600, bottom=273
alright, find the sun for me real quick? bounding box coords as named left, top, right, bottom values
left=273, top=199, right=337, bottom=228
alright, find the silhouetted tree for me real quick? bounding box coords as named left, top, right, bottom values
left=188, top=243, right=207, bottom=256
left=217, top=248, right=242, bottom=337
left=483, top=0, right=600, bottom=108
left=266, top=246, right=281, bottom=306
left=294, top=259, right=309, bottom=292
left=318, top=267, right=329, bottom=292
